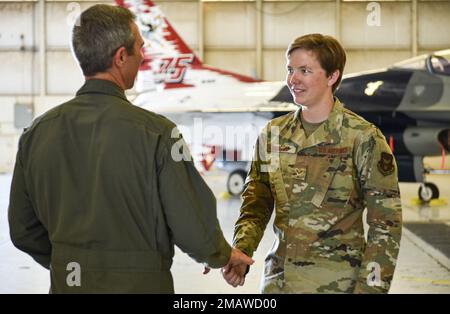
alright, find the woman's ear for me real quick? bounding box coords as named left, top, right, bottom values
left=328, top=69, right=340, bottom=87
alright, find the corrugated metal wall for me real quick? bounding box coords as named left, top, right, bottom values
left=0, top=0, right=449, bottom=171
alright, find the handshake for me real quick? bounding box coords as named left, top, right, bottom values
left=204, top=248, right=254, bottom=288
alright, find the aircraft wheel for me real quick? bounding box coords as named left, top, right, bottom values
left=418, top=182, right=440, bottom=202
left=227, top=170, right=247, bottom=196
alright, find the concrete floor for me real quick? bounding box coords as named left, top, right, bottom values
left=1, top=157, right=449, bottom=294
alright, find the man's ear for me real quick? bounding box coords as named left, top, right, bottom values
left=328, top=70, right=340, bottom=87
left=113, top=46, right=127, bottom=68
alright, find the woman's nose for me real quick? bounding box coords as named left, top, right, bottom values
left=288, top=71, right=300, bottom=85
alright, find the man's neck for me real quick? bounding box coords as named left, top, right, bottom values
left=85, top=71, right=125, bottom=90
left=301, top=94, right=334, bottom=123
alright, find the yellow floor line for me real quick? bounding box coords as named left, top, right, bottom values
left=219, top=192, right=232, bottom=200
left=410, top=198, right=448, bottom=206
left=401, top=275, right=450, bottom=286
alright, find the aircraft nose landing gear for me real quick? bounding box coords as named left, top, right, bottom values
left=418, top=182, right=440, bottom=202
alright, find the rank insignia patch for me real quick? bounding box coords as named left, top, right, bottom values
left=377, top=152, right=394, bottom=176
left=291, top=167, right=307, bottom=181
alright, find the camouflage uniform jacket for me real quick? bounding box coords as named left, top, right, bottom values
left=233, top=98, right=402, bottom=293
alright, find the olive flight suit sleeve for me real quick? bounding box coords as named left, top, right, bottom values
left=353, top=127, right=402, bottom=293
left=8, top=135, right=51, bottom=269
left=157, top=129, right=231, bottom=268
left=233, top=128, right=275, bottom=257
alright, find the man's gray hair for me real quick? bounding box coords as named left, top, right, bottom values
left=71, top=4, right=136, bottom=76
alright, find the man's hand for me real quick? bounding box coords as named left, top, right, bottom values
left=221, top=248, right=254, bottom=287
left=222, top=263, right=248, bottom=287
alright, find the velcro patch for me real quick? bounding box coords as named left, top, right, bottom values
left=271, top=144, right=296, bottom=153
left=377, top=152, right=394, bottom=176
left=317, top=147, right=350, bottom=155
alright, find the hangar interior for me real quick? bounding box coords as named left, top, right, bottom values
left=1, top=0, right=450, bottom=172
left=0, top=0, right=450, bottom=293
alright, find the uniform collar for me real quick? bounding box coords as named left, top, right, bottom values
left=76, top=79, right=129, bottom=102
left=281, top=97, right=344, bottom=150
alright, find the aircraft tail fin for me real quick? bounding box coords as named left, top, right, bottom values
left=115, top=0, right=205, bottom=91
left=116, top=0, right=260, bottom=91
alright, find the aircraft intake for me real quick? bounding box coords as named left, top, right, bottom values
left=438, top=129, right=450, bottom=152
left=403, top=127, right=450, bottom=156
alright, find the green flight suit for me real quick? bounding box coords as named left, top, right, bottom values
left=8, top=79, right=231, bottom=293
left=233, top=98, right=402, bottom=294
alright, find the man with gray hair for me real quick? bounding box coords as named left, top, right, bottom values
left=8, top=4, right=252, bottom=293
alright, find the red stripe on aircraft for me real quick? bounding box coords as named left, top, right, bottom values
left=193, top=64, right=262, bottom=83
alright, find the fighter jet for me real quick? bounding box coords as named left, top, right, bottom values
left=117, top=0, right=450, bottom=201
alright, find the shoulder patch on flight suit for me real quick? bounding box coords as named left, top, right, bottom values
left=377, top=152, right=394, bottom=176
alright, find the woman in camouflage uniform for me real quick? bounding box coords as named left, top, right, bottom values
left=224, top=34, right=402, bottom=294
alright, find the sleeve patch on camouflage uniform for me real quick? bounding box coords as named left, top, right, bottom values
left=377, top=152, right=394, bottom=176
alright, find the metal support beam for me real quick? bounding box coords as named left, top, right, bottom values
left=198, top=0, right=204, bottom=61
left=335, top=0, right=341, bottom=41
left=411, top=0, right=418, bottom=57
left=39, top=0, right=47, bottom=96
left=255, top=0, right=263, bottom=79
